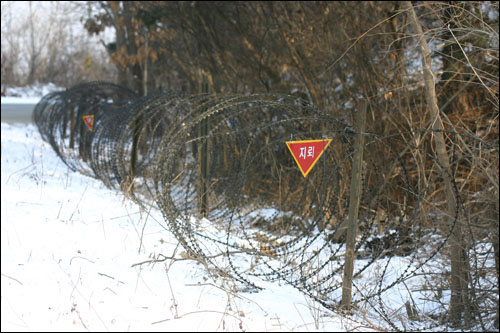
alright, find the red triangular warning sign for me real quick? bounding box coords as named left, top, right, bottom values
left=82, top=115, right=94, bottom=132
left=286, top=139, right=332, bottom=177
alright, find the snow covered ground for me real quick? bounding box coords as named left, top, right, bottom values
left=1, top=83, right=64, bottom=104
left=1, top=123, right=365, bottom=331
left=3, top=84, right=495, bottom=331
left=0, top=84, right=368, bottom=331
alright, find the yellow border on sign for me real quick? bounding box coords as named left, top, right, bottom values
left=82, top=115, right=95, bottom=132
left=286, top=139, right=332, bottom=177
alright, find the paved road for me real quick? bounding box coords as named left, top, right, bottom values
left=1, top=104, right=36, bottom=124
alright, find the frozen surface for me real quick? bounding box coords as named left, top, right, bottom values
left=1, top=123, right=361, bottom=331
left=1, top=83, right=64, bottom=104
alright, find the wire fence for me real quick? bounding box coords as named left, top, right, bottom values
left=33, top=81, right=498, bottom=330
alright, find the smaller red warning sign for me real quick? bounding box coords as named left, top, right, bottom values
left=82, top=115, right=94, bottom=132
left=286, top=139, right=332, bottom=177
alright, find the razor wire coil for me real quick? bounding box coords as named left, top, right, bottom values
left=33, top=81, right=498, bottom=330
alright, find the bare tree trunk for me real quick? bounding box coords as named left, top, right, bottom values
left=122, top=1, right=143, bottom=95
left=143, top=29, right=148, bottom=97
left=27, top=1, right=39, bottom=85
left=108, top=2, right=127, bottom=88
left=403, top=1, right=468, bottom=326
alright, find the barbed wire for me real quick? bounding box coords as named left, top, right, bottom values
left=33, top=81, right=499, bottom=330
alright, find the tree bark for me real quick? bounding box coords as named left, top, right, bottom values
left=403, top=1, right=468, bottom=325
left=122, top=1, right=143, bottom=95
left=109, top=2, right=127, bottom=88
